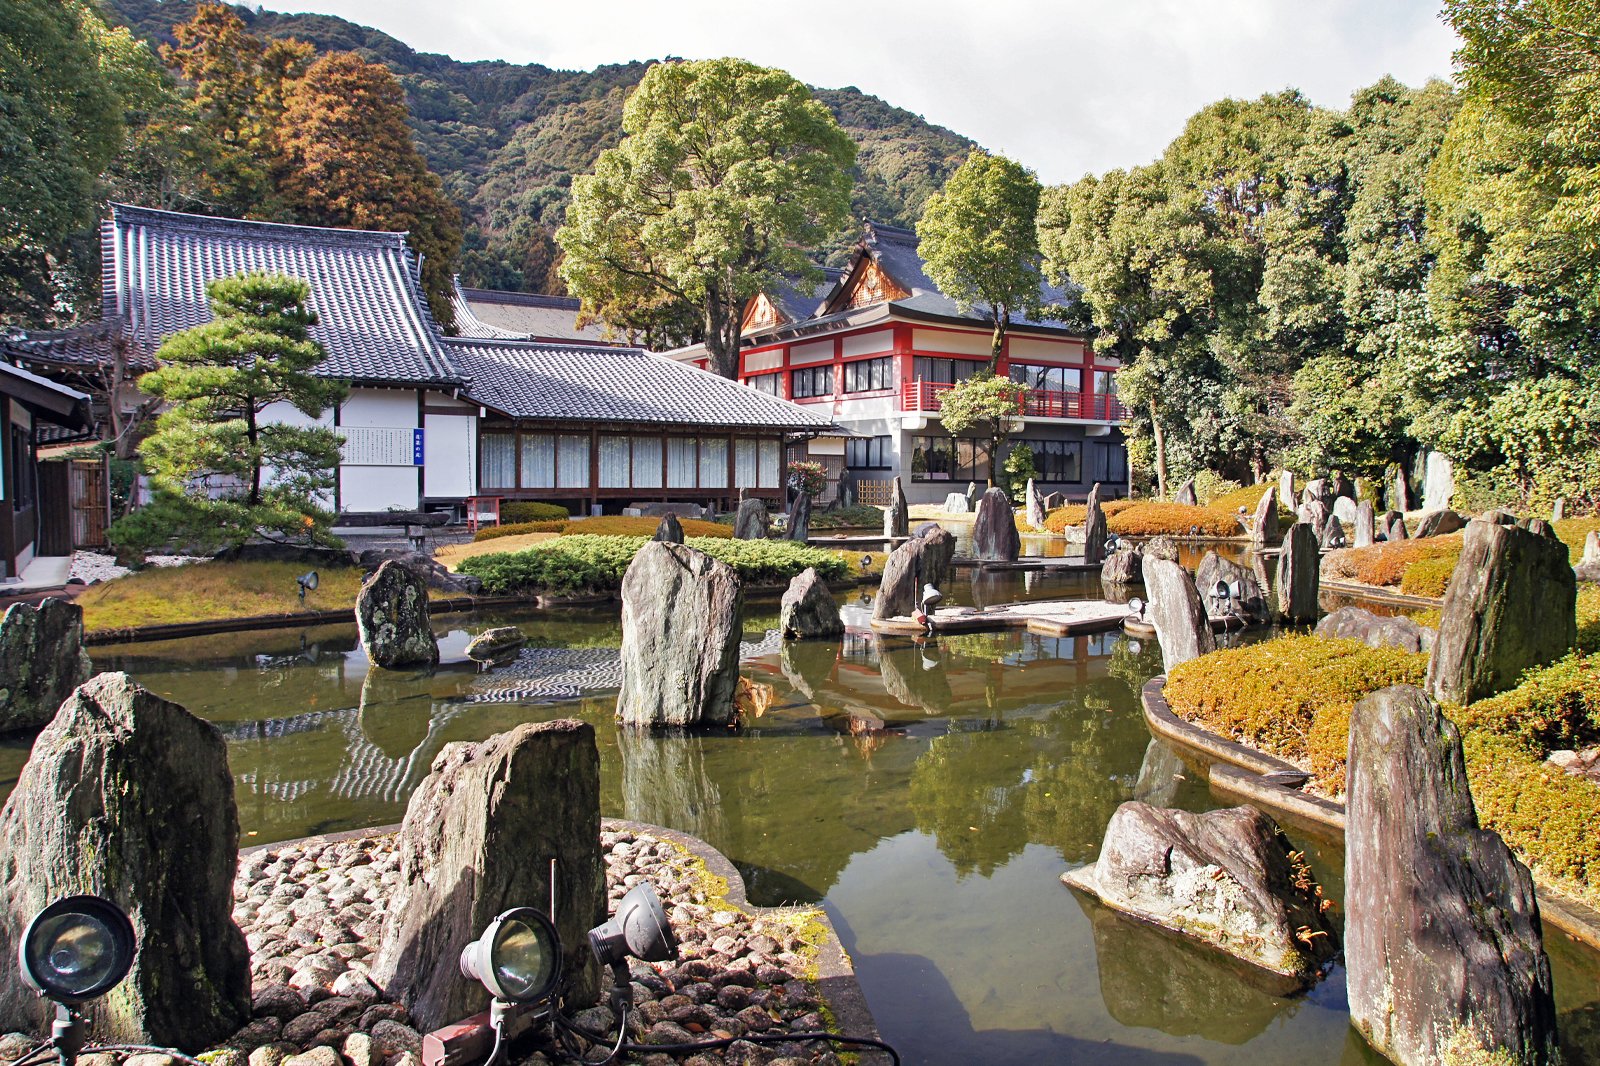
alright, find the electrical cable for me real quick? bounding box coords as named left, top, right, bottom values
left=13, top=1046, right=208, bottom=1066
left=552, top=1007, right=901, bottom=1066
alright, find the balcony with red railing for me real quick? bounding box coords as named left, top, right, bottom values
left=900, top=380, right=1127, bottom=422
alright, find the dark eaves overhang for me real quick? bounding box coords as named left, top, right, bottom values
left=0, top=362, right=94, bottom=430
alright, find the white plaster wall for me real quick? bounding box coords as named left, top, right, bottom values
left=913, top=328, right=989, bottom=356
left=1010, top=337, right=1079, bottom=362
left=341, top=390, right=419, bottom=427
left=790, top=339, right=833, bottom=365
left=841, top=330, right=893, bottom=357
left=341, top=466, right=417, bottom=512
left=424, top=411, right=476, bottom=498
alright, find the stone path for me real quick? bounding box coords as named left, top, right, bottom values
left=870, top=598, right=1128, bottom=637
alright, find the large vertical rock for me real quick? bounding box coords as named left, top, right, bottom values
left=1345, top=685, right=1557, bottom=1066
left=356, top=560, right=439, bottom=669
left=1383, top=510, right=1408, bottom=542
left=780, top=567, right=844, bottom=639
left=873, top=526, right=956, bottom=620
left=1391, top=462, right=1411, bottom=512
left=1301, top=478, right=1333, bottom=510
left=1297, top=499, right=1330, bottom=539
left=1143, top=557, right=1215, bottom=671
left=732, top=498, right=770, bottom=540
left=0, top=674, right=250, bottom=1050
left=1578, top=531, right=1600, bottom=582
left=1024, top=478, right=1046, bottom=529
left=1277, top=469, right=1296, bottom=512
left=971, top=487, right=1020, bottom=562
left=1426, top=517, right=1577, bottom=705
left=1353, top=500, right=1375, bottom=548
left=787, top=492, right=812, bottom=542
left=1082, top=482, right=1108, bottom=565
left=1422, top=450, right=1455, bottom=512
left=0, top=597, right=91, bottom=734
left=884, top=476, right=909, bottom=538
left=1319, top=515, right=1346, bottom=551
left=1276, top=522, right=1320, bottom=623
left=1195, top=550, right=1268, bottom=624
left=1249, top=487, right=1279, bottom=548
left=653, top=513, right=685, bottom=543
left=1174, top=478, right=1198, bottom=506
left=617, top=542, right=742, bottom=727
left=1101, top=546, right=1142, bottom=584
left=370, top=720, right=604, bottom=1028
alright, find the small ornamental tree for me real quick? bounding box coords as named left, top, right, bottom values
left=938, top=374, right=1032, bottom=494
left=111, top=272, right=346, bottom=554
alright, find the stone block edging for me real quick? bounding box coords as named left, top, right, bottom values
left=1318, top=579, right=1444, bottom=609
left=1140, top=677, right=1600, bottom=951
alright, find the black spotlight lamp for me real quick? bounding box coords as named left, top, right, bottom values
left=21, top=895, right=137, bottom=1066
left=860, top=554, right=873, bottom=572
left=588, top=883, right=678, bottom=1017
left=296, top=571, right=319, bottom=604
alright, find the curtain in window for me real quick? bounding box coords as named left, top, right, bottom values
left=734, top=440, right=758, bottom=487
left=758, top=440, right=780, bottom=487
left=667, top=438, right=696, bottom=488
left=520, top=433, right=555, bottom=488
left=632, top=437, right=662, bottom=488
left=698, top=438, right=728, bottom=488
left=557, top=434, right=590, bottom=488
left=598, top=436, right=630, bottom=487
left=481, top=433, right=516, bottom=488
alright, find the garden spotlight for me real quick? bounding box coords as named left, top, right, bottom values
left=1127, top=597, right=1146, bottom=621
left=458, top=908, right=562, bottom=1006
left=20, top=895, right=137, bottom=1066
left=860, top=554, right=873, bottom=572
left=296, top=571, right=319, bottom=604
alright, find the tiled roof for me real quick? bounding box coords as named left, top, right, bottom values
left=455, top=285, right=617, bottom=345
left=105, top=204, right=459, bottom=386
left=446, top=339, right=837, bottom=430
left=769, top=269, right=841, bottom=324
left=0, top=317, right=142, bottom=372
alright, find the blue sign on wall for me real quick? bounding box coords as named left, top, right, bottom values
left=412, top=428, right=425, bottom=466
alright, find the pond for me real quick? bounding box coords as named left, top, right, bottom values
left=2, top=566, right=1597, bottom=1065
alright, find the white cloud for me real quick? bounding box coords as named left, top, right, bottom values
left=281, top=0, right=1459, bottom=184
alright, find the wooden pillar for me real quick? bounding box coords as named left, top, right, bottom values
left=588, top=427, right=599, bottom=515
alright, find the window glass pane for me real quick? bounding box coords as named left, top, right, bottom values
left=481, top=433, right=516, bottom=488
left=758, top=440, right=780, bottom=487
left=668, top=438, right=697, bottom=488
left=599, top=435, right=630, bottom=488
left=747, top=373, right=780, bottom=395
left=734, top=440, right=758, bottom=487
left=520, top=433, right=555, bottom=488
left=633, top=437, right=662, bottom=488
left=557, top=434, right=590, bottom=488
left=699, top=437, right=728, bottom=488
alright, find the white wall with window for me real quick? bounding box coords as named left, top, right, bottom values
left=845, top=434, right=892, bottom=469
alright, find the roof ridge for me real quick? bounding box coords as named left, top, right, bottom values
left=110, top=203, right=410, bottom=249
left=459, top=287, right=583, bottom=310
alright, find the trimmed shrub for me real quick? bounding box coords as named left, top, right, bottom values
left=472, top=515, right=733, bottom=543
left=1321, top=534, right=1463, bottom=588
left=1107, top=502, right=1243, bottom=537
left=1191, top=471, right=1241, bottom=506
left=500, top=501, right=569, bottom=524
left=1454, top=653, right=1600, bottom=753
left=474, top=520, right=567, bottom=542
left=1042, top=499, right=1136, bottom=533
left=811, top=504, right=887, bottom=529
left=457, top=534, right=848, bottom=593
left=1398, top=554, right=1459, bottom=597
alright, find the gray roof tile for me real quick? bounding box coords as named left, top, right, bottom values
left=861, top=222, right=1077, bottom=331
left=455, top=285, right=618, bottom=344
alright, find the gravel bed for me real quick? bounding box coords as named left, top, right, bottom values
left=0, top=823, right=843, bottom=1066
left=69, top=552, right=206, bottom=584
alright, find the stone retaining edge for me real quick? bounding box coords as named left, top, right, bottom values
left=239, top=818, right=885, bottom=1053
left=1318, top=579, right=1444, bottom=608
left=1140, top=677, right=1600, bottom=952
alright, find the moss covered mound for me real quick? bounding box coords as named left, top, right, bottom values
left=457, top=534, right=848, bottom=594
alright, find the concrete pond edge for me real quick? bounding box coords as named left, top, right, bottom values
left=240, top=817, right=884, bottom=1053
left=1139, top=676, right=1600, bottom=952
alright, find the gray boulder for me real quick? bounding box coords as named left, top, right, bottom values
left=652, top=513, right=684, bottom=543
left=1578, top=531, right=1600, bottom=583
left=1064, top=803, right=1337, bottom=986
left=1025, top=478, right=1046, bottom=529
left=357, top=549, right=482, bottom=595
left=1143, top=556, right=1215, bottom=671
left=356, top=561, right=439, bottom=669
left=464, top=626, right=524, bottom=662
left=1415, top=509, right=1466, bottom=538
left=780, top=567, right=844, bottom=640
left=1082, top=482, right=1108, bottom=565
left=370, top=720, right=604, bottom=1028
left=1278, top=469, right=1296, bottom=512
left=971, top=487, right=1020, bottom=562
left=1319, top=515, right=1347, bottom=551
left=1297, top=499, right=1330, bottom=538
left=965, top=481, right=980, bottom=510
left=733, top=498, right=769, bottom=540
left=1249, top=487, right=1279, bottom=548
left=1143, top=535, right=1179, bottom=563
left=1551, top=497, right=1566, bottom=522
left=1043, top=491, right=1066, bottom=510
left=1426, top=517, right=1576, bottom=705
left=0, top=674, right=250, bottom=1049
left=787, top=492, right=812, bottom=542
left=1421, top=450, right=1455, bottom=512
left=1383, top=510, right=1409, bottom=542
left=1276, top=522, right=1321, bottom=623
left=1314, top=606, right=1435, bottom=654
left=1195, top=550, right=1268, bottom=624
left=617, top=542, right=742, bottom=727
left=0, top=598, right=91, bottom=734
left=1353, top=500, right=1375, bottom=548
left=1301, top=478, right=1333, bottom=510
left=1332, top=496, right=1358, bottom=526
left=941, top=491, right=969, bottom=514
left=885, top=476, right=909, bottom=538
left=1331, top=472, right=1355, bottom=501
left=1345, top=685, right=1558, bottom=1066
left=1101, top=546, right=1142, bottom=585
left=873, top=526, right=956, bottom=621
left=1174, top=478, right=1198, bottom=506
left=1391, top=462, right=1412, bottom=512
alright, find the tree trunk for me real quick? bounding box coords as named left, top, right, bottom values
left=702, top=281, right=741, bottom=380
left=246, top=409, right=261, bottom=506
left=1149, top=399, right=1168, bottom=500
left=989, top=316, right=1006, bottom=373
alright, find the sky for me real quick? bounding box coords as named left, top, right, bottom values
left=270, top=0, right=1460, bottom=185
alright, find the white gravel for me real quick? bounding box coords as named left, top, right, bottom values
left=70, top=551, right=207, bottom=585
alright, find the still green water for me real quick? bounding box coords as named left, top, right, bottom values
left=2, top=569, right=1597, bottom=1065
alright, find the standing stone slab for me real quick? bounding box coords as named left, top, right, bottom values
left=965, top=481, right=980, bottom=510
left=1421, top=450, right=1455, bottom=512
left=1278, top=469, right=1296, bottom=512
left=1353, top=500, right=1375, bottom=548
left=1195, top=550, right=1268, bottom=624
left=1332, top=496, right=1358, bottom=526
left=617, top=542, right=742, bottom=727
left=1025, top=478, right=1046, bottom=529
left=0, top=597, right=91, bottom=734
left=1082, top=482, right=1108, bottom=565
left=1319, top=515, right=1346, bottom=551
left=1302, top=478, right=1333, bottom=510
left=884, top=477, right=909, bottom=538
left=1276, top=522, right=1321, bottom=623
left=1064, top=803, right=1337, bottom=986
left=873, top=526, right=956, bottom=621
left=370, top=720, right=604, bottom=1028
left=732, top=498, right=769, bottom=540
left=780, top=567, right=844, bottom=639
left=1297, top=499, right=1330, bottom=539
left=1143, top=557, right=1215, bottom=671
left=1345, top=686, right=1557, bottom=1065
left=971, top=487, right=1020, bottom=562
left=652, top=513, right=685, bottom=543
left=1174, top=478, right=1198, bottom=506
left=1551, top=497, right=1566, bottom=522
left=941, top=491, right=969, bottom=513
left=787, top=492, right=812, bottom=542
left=1578, top=531, right=1600, bottom=583
left=1426, top=518, right=1577, bottom=705
left=356, top=561, right=439, bottom=669
left=1383, top=510, right=1408, bottom=541
left=1390, top=463, right=1411, bottom=513
left=0, top=674, right=250, bottom=1049
left=1043, top=491, right=1066, bottom=511
left=1249, top=487, right=1279, bottom=548
left=1331, top=473, right=1355, bottom=502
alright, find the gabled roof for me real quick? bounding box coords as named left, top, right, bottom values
left=104, top=204, right=459, bottom=387
left=1, top=317, right=138, bottom=373
left=446, top=339, right=837, bottom=431
left=453, top=284, right=619, bottom=345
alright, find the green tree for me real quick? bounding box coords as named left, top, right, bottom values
left=916, top=149, right=1044, bottom=369
left=937, top=375, right=1031, bottom=494
left=557, top=58, right=856, bottom=378
left=115, top=273, right=347, bottom=553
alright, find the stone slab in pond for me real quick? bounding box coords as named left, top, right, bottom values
left=0, top=596, right=91, bottom=734
left=617, top=541, right=742, bottom=728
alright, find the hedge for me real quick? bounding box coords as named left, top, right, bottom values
left=474, top=515, right=734, bottom=543
left=457, top=534, right=848, bottom=593
left=500, top=501, right=569, bottom=524
left=1398, top=554, right=1460, bottom=598
left=1453, top=653, right=1600, bottom=753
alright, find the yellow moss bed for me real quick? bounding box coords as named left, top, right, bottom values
left=474, top=515, right=734, bottom=543
left=1165, top=637, right=1600, bottom=911
left=1322, top=535, right=1463, bottom=595
left=77, top=561, right=446, bottom=631
left=436, top=532, right=561, bottom=568
left=1043, top=500, right=1243, bottom=537
left=1555, top=517, right=1600, bottom=565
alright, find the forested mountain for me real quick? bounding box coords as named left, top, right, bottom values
left=102, top=0, right=975, bottom=291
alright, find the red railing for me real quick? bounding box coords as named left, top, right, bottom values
left=900, top=380, right=1126, bottom=422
